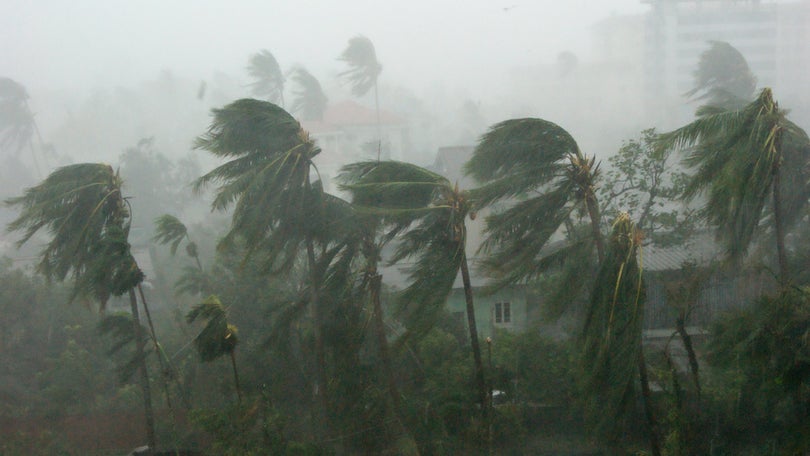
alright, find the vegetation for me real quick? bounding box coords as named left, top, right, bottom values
left=2, top=39, right=810, bottom=455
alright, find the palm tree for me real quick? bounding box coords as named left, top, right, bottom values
left=339, top=160, right=489, bottom=428
left=247, top=50, right=286, bottom=107
left=580, top=213, right=660, bottom=455
left=289, top=66, right=328, bottom=121
left=0, top=77, right=45, bottom=176
left=5, top=163, right=156, bottom=449
left=338, top=36, right=383, bottom=159
left=187, top=295, right=242, bottom=403
left=465, top=118, right=605, bottom=295
left=193, top=98, right=334, bottom=438
left=153, top=214, right=203, bottom=272
left=657, top=88, right=810, bottom=284
left=687, top=41, right=757, bottom=110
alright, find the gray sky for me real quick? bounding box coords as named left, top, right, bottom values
left=1, top=0, right=648, bottom=93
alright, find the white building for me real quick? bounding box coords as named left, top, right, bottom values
left=642, top=0, right=810, bottom=125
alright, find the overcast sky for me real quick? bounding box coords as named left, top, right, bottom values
left=1, top=0, right=649, bottom=94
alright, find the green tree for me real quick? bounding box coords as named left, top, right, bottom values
left=465, top=118, right=605, bottom=300
left=600, top=128, right=695, bottom=246
left=580, top=213, right=660, bottom=455
left=338, top=35, right=383, bottom=159
left=246, top=50, right=286, bottom=107
left=339, top=160, right=489, bottom=437
left=5, top=163, right=157, bottom=448
left=658, top=88, right=810, bottom=284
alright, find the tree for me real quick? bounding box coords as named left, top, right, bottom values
left=187, top=295, right=242, bottom=403
left=657, top=88, right=810, bottom=284
left=5, top=163, right=157, bottom=449
left=0, top=77, right=48, bottom=183
left=580, top=213, right=660, bottom=455
left=339, top=160, right=489, bottom=436
left=465, top=118, right=605, bottom=297
left=246, top=50, right=286, bottom=106
left=687, top=41, right=757, bottom=110
left=193, top=98, right=334, bottom=439
left=289, top=66, right=328, bottom=121
left=600, top=128, right=695, bottom=244
left=338, top=35, right=383, bottom=159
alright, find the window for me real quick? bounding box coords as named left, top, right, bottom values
left=494, top=302, right=511, bottom=324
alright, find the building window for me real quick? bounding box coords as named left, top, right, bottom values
left=494, top=302, right=511, bottom=324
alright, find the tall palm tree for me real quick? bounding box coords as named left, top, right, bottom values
left=465, top=118, right=605, bottom=295
left=247, top=50, right=286, bottom=107
left=289, top=66, right=328, bottom=121
left=338, top=36, right=383, bottom=159
left=657, top=88, right=810, bottom=284
left=193, top=98, right=334, bottom=437
left=0, top=77, right=45, bottom=176
left=339, top=160, right=489, bottom=427
left=580, top=213, right=660, bottom=455
left=5, top=163, right=156, bottom=449
left=187, top=295, right=242, bottom=403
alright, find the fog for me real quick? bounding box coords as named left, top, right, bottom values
left=0, top=1, right=651, bottom=168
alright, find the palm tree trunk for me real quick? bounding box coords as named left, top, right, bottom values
left=138, top=284, right=181, bottom=413
left=638, top=346, right=661, bottom=456
left=459, top=250, right=488, bottom=422
left=306, top=235, right=330, bottom=441
left=585, top=196, right=605, bottom=263
left=675, top=315, right=701, bottom=400
left=370, top=272, right=418, bottom=452
left=129, top=288, right=156, bottom=450
left=230, top=350, right=243, bottom=404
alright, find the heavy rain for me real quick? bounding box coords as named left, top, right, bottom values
left=1, top=0, right=809, bottom=454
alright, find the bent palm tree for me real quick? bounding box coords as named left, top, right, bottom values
left=0, top=77, right=46, bottom=176
left=687, top=41, right=757, bottom=110
left=465, top=118, right=605, bottom=297
left=658, top=88, right=810, bottom=284
left=187, top=295, right=242, bottom=403
left=580, top=213, right=660, bottom=455
left=193, top=98, right=334, bottom=437
left=247, top=50, right=286, bottom=107
left=5, top=163, right=156, bottom=448
left=338, top=36, right=383, bottom=159
left=289, top=66, right=328, bottom=121
left=340, top=160, right=489, bottom=426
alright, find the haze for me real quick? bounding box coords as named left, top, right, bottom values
left=1, top=0, right=646, bottom=93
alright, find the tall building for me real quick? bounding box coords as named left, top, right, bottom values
left=642, top=0, right=810, bottom=125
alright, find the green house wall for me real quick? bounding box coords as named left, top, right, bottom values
left=444, top=285, right=529, bottom=338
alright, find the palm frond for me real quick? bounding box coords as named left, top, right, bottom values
left=246, top=50, right=285, bottom=104
left=289, top=66, right=328, bottom=121
left=152, top=214, right=188, bottom=255
left=659, top=88, right=810, bottom=260
left=580, top=213, right=645, bottom=443
left=187, top=295, right=238, bottom=362
left=338, top=36, right=382, bottom=97
left=6, top=163, right=142, bottom=309
left=686, top=41, right=756, bottom=108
